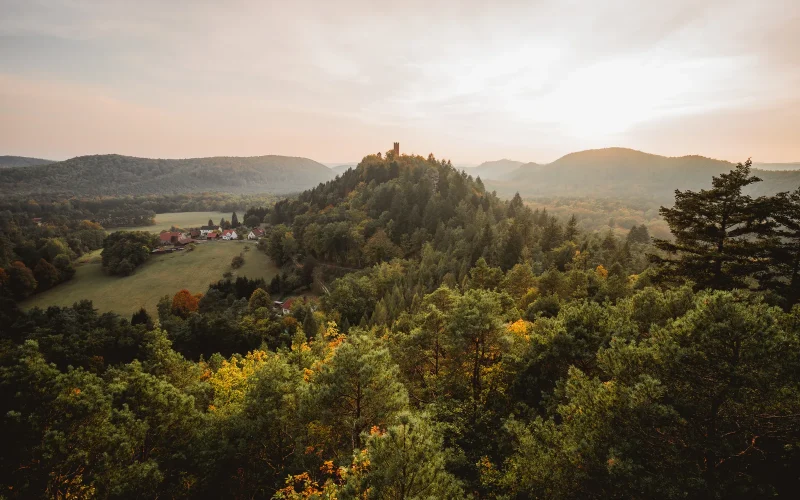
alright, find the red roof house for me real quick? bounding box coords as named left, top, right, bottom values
left=159, top=231, right=181, bottom=245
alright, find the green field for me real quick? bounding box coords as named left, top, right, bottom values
left=24, top=241, right=277, bottom=317
left=111, top=211, right=232, bottom=233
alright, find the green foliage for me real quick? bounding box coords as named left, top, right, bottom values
left=308, top=330, right=409, bottom=454
left=101, top=230, right=159, bottom=276
left=653, top=160, right=765, bottom=290
left=342, top=412, right=464, bottom=498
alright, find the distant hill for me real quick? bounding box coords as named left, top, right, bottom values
left=0, top=154, right=336, bottom=198
left=465, top=159, right=526, bottom=180
left=0, top=155, right=55, bottom=169
left=485, top=148, right=800, bottom=201
left=330, top=164, right=357, bottom=176
left=755, top=162, right=800, bottom=171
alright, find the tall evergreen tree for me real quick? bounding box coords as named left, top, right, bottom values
left=565, top=214, right=579, bottom=241
left=231, top=211, right=239, bottom=228
left=762, top=188, right=800, bottom=304
left=652, top=160, right=767, bottom=290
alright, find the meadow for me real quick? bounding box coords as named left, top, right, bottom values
left=110, top=211, right=232, bottom=233
left=24, top=241, right=277, bottom=317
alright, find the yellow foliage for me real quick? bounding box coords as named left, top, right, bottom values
left=595, top=265, right=609, bottom=279
left=208, top=350, right=270, bottom=415
left=507, top=319, right=531, bottom=340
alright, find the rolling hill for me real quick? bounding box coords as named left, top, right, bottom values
left=755, top=162, right=800, bottom=171
left=0, top=154, right=336, bottom=198
left=329, top=163, right=357, bottom=175
left=0, top=155, right=55, bottom=168
left=485, top=148, right=800, bottom=201
left=463, top=159, right=526, bottom=180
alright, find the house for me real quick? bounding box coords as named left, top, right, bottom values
left=32, top=217, right=42, bottom=226
left=159, top=231, right=181, bottom=245
left=221, top=229, right=238, bottom=240
left=206, top=232, right=219, bottom=240
left=189, top=229, right=201, bottom=238
left=248, top=228, right=265, bottom=240
left=280, top=298, right=294, bottom=315
left=199, top=225, right=219, bottom=236
left=176, top=235, right=193, bottom=246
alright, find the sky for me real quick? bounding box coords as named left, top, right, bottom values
left=1, top=0, right=799, bottom=165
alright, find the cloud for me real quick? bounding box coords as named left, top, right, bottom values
left=0, top=0, right=798, bottom=162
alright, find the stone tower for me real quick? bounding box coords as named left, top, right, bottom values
left=393, top=142, right=400, bottom=157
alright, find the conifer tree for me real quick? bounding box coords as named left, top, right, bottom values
left=652, top=160, right=766, bottom=290
left=342, top=412, right=463, bottom=498
left=762, top=188, right=800, bottom=304
left=565, top=214, right=579, bottom=241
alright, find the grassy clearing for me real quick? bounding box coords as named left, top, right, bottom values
left=24, top=241, right=277, bottom=317
left=111, top=211, right=232, bottom=233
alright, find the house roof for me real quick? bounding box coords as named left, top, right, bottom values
left=159, top=231, right=180, bottom=242
left=207, top=232, right=219, bottom=239
left=200, top=225, right=217, bottom=230
left=282, top=298, right=295, bottom=310
left=251, top=228, right=265, bottom=236
left=221, top=229, right=235, bottom=236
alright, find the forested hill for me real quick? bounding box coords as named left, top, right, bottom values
left=0, top=154, right=335, bottom=197
left=263, top=151, right=540, bottom=275
left=0, top=155, right=55, bottom=169
left=487, top=147, right=800, bottom=200
left=461, top=158, right=526, bottom=180
left=255, top=149, right=631, bottom=308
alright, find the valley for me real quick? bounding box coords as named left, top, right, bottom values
left=22, top=240, right=277, bottom=316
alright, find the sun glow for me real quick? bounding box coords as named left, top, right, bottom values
left=510, top=56, right=738, bottom=140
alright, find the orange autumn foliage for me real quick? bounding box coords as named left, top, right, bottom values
left=171, top=289, right=202, bottom=317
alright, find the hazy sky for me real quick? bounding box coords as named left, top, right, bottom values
left=1, top=0, right=799, bottom=164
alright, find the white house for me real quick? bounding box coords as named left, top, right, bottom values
left=248, top=228, right=265, bottom=240
left=221, top=229, right=238, bottom=240
left=199, top=225, right=218, bottom=236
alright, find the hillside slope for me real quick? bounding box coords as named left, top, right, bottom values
left=465, top=159, right=526, bottom=180
left=755, top=162, right=800, bottom=171
left=489, top=148, right=800, bottom=200
left=0, top=155, right=55, bottom=169
left=0, top=154, right=335, bottom=197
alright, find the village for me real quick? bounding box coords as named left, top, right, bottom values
left=153, top=220, right=315, bottom=316
left=153, top=222, right=266, bottom=254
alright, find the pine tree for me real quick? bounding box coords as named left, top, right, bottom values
left=565, top=214, right=579, bottom=241
left=131, top=307, right=153, bottom=328
left=231, top=212, right=239, bottom=228
left=652, top=160, right=767, bottom=290
left=762, top=188, right=800, bottom=304
left=342, top=412, right=464, bottom=498
left=310, top=330, right=408, bottom=452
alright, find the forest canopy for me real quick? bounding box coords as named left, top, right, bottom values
left=1, top=150, right=800, bottom=499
